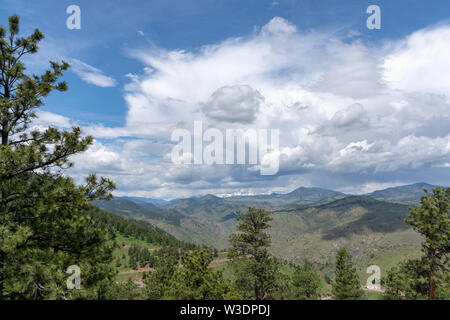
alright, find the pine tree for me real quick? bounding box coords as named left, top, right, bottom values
left=143, top=253, right=178, bottom=300
left=405, top=187, right=449, bottom=300
left=164, top=250, right=240, bottom=300
left=0, top=15, right=115, bottom=299
left=229, top=207, right=278, bottom=300
left=292, top=259, right=321, bottom=300
left=332, top=248, right=362, bottom=300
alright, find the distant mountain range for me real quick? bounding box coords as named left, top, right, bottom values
left=115, top=182, right=440, bottom=207
left=367, top=182, right=437, bottom=203
left=277, top=186, right=346, bottom=201
left=95, top=183, right=443, bottom=275
left=114, top=196, right=168, bottom=206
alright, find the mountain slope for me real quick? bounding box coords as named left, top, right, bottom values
left=269, top=196, right=422, bottom=275
left=278, top=186, right=346, bottom=201
left=115, top=196, right=168, bottom=207
left=94, top=199, right=185, bottom=226
left=368, top=182, right=436, bottom=203
left=310, top=196, right=411, bottom=239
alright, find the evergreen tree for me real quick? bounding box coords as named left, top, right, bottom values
left=332, top=248, right=362, bottom=300
left=405, top=187, right=449, bottom=300
left=384, top=260, right=425, bottom=300
left=292, top=259, right=321, bottom=300
left=165, top=250, right=240, bottom=300
left=229, top=207, right=278, bottom=300
left=384, top=187, right=450, bottom=300
left=101, top=278, right=143, bottom=300
left=143, top=253, right=178, bottom=300
left=0, top=15, right=115, bottom=299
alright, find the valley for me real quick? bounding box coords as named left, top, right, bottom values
left=95, top=183, right=435, bottom=277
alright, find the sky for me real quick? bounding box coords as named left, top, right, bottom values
left=1, top=0, right=449, bottom=199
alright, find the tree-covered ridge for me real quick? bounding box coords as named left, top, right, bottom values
left=85, top=205, right=198, bottom=250
left=94, top=199, right=184, bottom=226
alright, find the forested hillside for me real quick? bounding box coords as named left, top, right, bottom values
left=85, top=205, right=198, bottom=250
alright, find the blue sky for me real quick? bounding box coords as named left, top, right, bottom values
left=1, top=0, right=449, bottom=198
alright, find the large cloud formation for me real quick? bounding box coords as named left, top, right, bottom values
left=58, top=17, right=450, bottom=198
left=201, top=85, right=263, bottom=124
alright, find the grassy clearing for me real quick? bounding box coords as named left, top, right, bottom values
left=116, top=272, right=146, bottom=282
left=115, top=233, right=161, bottom=249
